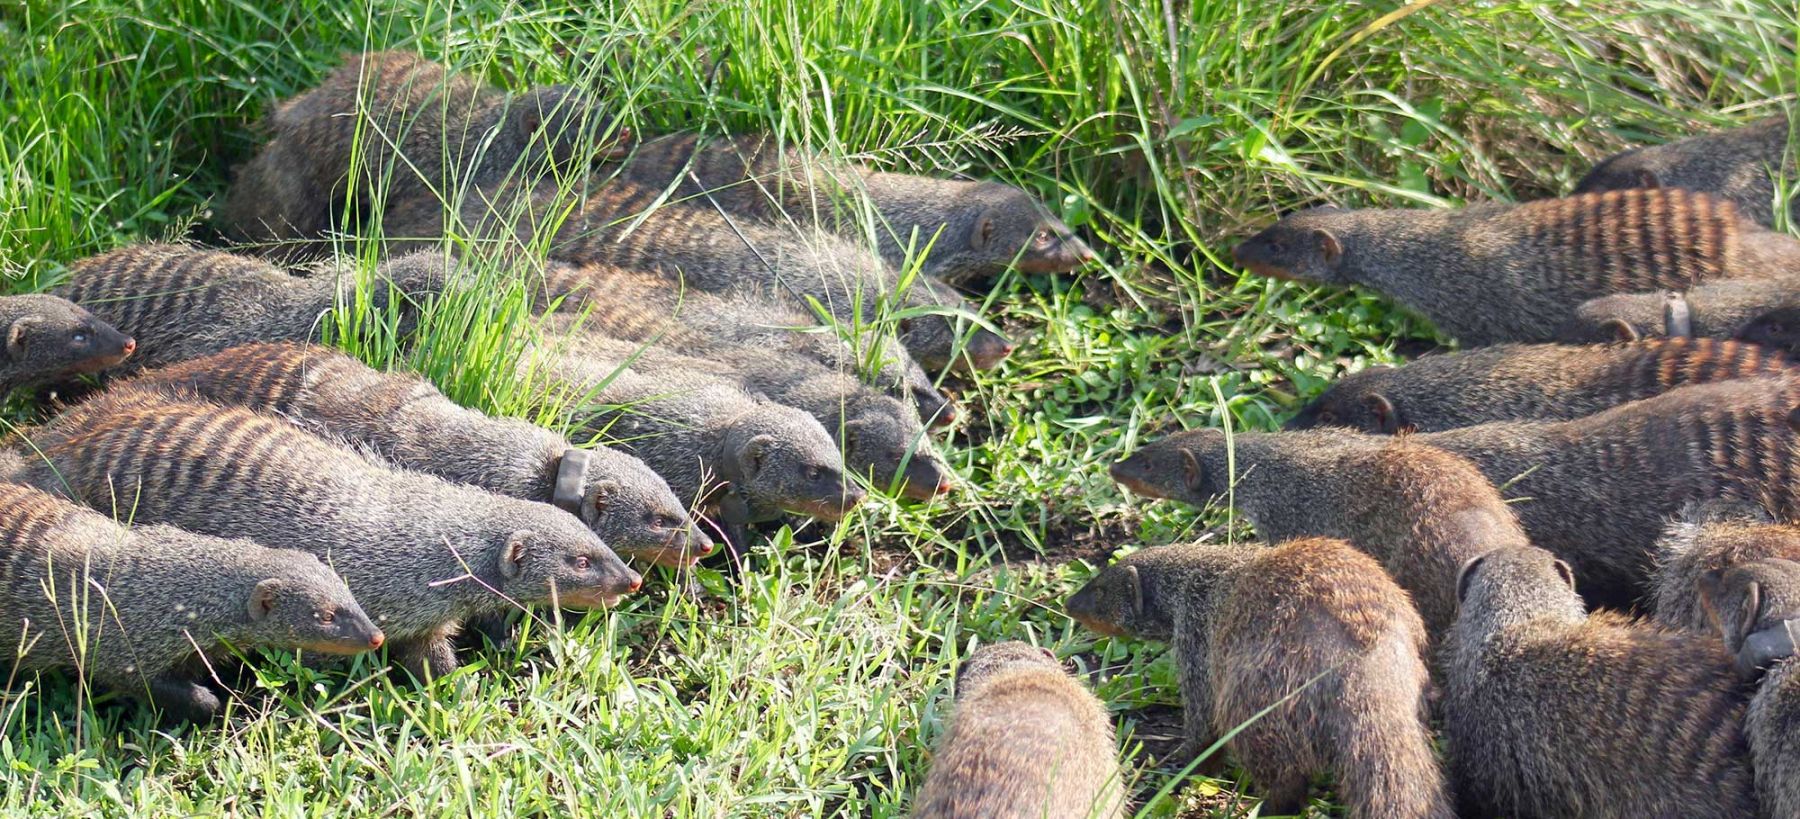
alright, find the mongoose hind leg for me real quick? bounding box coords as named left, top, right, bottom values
left=458, top=611, right=519, bottom=653
left=391, top=634, right=460, bottom=682
left=146, top=672, right=224, bottom=724
left=1255, top=774, right=1311, bottom=817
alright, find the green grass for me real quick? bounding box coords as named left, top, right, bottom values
left=1, top=0, right=1797, bottom=815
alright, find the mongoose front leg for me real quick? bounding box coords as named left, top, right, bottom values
left=146, top=672, right=224, bottom=723
left=1167, top=630, right=1223, bottom=773
left=391, top=634, right=459, bottom=682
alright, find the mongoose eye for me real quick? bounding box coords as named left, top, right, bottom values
left=655, top=514, right=679, bottom=529
left=573, top=555, right=592, bottom=570
left=1317, top=409, right=1337, bottom=425
left=805, top=466, right=823, bottom=482
left=1032, top=229, right=1054, bottom=247
left=71, top=331, right=87, bottom=343
left=319, top=610, right=335, bottom=624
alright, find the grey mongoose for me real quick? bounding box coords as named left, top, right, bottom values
left=6, top=388, right=640, bottom=681
left=1445, top=544, right=1757, bottom=818
left=611, top=132, right=1095, bottom=281
left=1066, top=538, right=1451, bottom=819
left=0, top=294, right=136, bottom=394
left=127, top=342, right=712, bottom=568
left=1232, top=189, right=1800, bottom=344
left=52, top=243, right=449, bottom=371
left=0, top=481, right=384, bottom=722
left=1111, top=431, right=1525, bottom=636
left=1576, top=115, right=1797, bottom=229
left=1118, top=376, right=1800, bottom=609
left=1288, top=338, right=1793, bottom=433
left=1693, top=556, right=1800, bottom=818
left=1561, top=273, right=1800, bottom=350
left=909, top=641, right=1125, bottom=819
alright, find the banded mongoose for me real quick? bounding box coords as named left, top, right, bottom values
left=217, top=51, right=622, bottom=255
left=1576, top=115, right=1797, bottom=229
left=1232, top=189, right=1800, bottom=344
left=1112, top=431, right=1524, bottom=636
left=1288, top=338, right=1793, bottom=433
left=0, top=294, right=136, bottom=394
left=536, top=343, right=862, bottom=535
left=127, top=342, right=711, bottom=568
left=1650, top=502, right=1800, bottom=634
left=1066, top=538, right=1449, bottom=818
left=53, top=244, right=448, bottom=371
left=0, top=481, right=383, bottom=722
left=7, top=390, right=641, bottom=681
left=1693, top=557, right=1800, bottom=818
left=550, top=321, right=953, bottom=502
left=380, top=177, right=1014, bottom=373
left=1119, top=376, right=1800, bottom=609
left=909, top=642, right=1125, bottom=819
left=612, top=132, right=1095, bottom=281
left=1445, top=544, right=1757, bottom=818
left=535, top=260, right=955, bottom=426
left=1562, top=274, right=1800, bottom=349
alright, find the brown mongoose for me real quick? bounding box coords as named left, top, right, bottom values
left=126, top=342, right=711, bottom=568
left=52, top=243, right=448, bottom=371
left=217, top=51, right=624, bottom=256
left=612, top=132, right=1095, bottom=281
left=0, top=481, right=383, bottom=722
left=549, top=319, right=953, bottom=502
left=6, top=389, right=641, bottom=681
left=534, top=260, right=955, bottom=426
left=1232, top=189, right=1799, bottom=345
left=1288, top=338, right=1793, bottom=433
left=1562, top=274, right=1800, bottom=349
left=1118, top=376, right=1800, bottom=609
left=0, top=294, right=137, bottom=394
left=1576, top=115, right=1796, bottom=229
left=535, top=342, right=862, bottom=536
left=1066, top=538, right=1449, bottom=818
left=1112, top=431, right=1523, bottom=636
left=380, top=177, right=1013, bottom=373
left=1692, top=557, right=1800, bottom=818
left=1649, top=501, right=1800, bottom=634
left=909, top=641, right=1125, bottom=819
left=1444, top=544, right=1757, bottom=818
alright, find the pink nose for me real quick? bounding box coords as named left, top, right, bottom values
left=368, top=632, right=386, bottom=649
left=121, top=338, right=137, bottom=356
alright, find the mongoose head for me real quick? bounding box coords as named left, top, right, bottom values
left=898, top=279, right=1014, bottom=374
left=238, top=547, right=386, bottom=655
left=1232, top=207, right=1351, bottom=284
left=841, top=403, right=954, bottom=501
left=911, top=384, right=958, bottom=428
left=1, top=295, right=136, bottom=383
left=1576, top=147, right=1664, bottom=194
left=931, top=181, right=1094, bottom=277
left=489, top=510, right=643, bottom=609
left=1287, top=366, right=1409, bottom=433
left=578, top=448, right=714, bottom=568
left=1066, top=546, right=1189, bottom=641
left=1107, top=428, right=1234, bottom=508
left=1698, top=558, right=1800, bottom=679
left=508, top=84, right=633, bottom=174
left=1738, top=307, right=1800, bottom=353
left=1454, top=545, right=1585, bottom=632
left=725, top=402, right=865, bottom=521
left=954, top=641, right=1062, bottom=692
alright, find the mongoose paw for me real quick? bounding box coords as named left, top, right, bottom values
left=392, top=636, right=461, bottom=683
left=1162, top=739, right=1227, bottom=776
left=148, top=674, right=224, bottom=724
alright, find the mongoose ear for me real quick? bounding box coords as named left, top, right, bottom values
left=6, top=316, right=37, bottom=358
left=1366, top=394, right=1400, bottom=434
left=1634, top=168, right=1661, bottom=189
left=1598, top=318, right=1640, bottom=343
left=1314, top=229, right=1343, bottom=267
left=969, top=214, right=996, bottom=250
left=742, top=435, right=773, bottom=478
left=1734, top=580, right=1765, bottom=650
left=499, top=531, right=531, bottom=579
left=1455, top=554, right=1490, bottom=605
left=1788, top=406, right=1800, bottom=434
left=1125, top=564, right=1145, bottom=619
left=1180, top=449, right=1204, bottom=495
left=248, top=578, right=282, bottom=621
left=587, top=479, right=620, bottom=515
left=1552, top=559, right=1576, bottom=591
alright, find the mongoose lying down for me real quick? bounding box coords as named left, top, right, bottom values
left=0, top=481, right=383, bottom=722
left=1692, top=556, right=1800, bottom=819
left=549, top=319, right=953, bottom=502
left=1112, top=431, right=1523, bottom=636
left=1561, top=274, right=1800, bottom=349
left=1120, top=376, right=1800, bottom=609
left=0, top=294, right=136, bottom=394
left=535, top=260, right=955, bottom=426
left=909, top=642, right=1125, bottom=819
left=127, top=342, right=711, bottom=568
left=1288, top=338, right=1792, bottom=433
left=611, top=132, right=1095, bottom=281
left=217, top=50, right=625, bottom=257
left=6, top=389, right=640, bottom=681
left=1232, top=189, right=1797, bottom=344
left=1067, top=538, right=1450, bottom=819
left=1650, top=502, right=1800, bottom=635
left=1576, top=115, right=1796, bottom=229
left=1445, top=545, right=1757, bottom=818
left=53, top=244, right=449, bottom=371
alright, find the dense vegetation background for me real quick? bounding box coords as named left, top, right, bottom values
left=0, top=0, right=1795, bottom=814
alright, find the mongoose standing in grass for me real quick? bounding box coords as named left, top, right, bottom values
left=1693, top=557, right=1800, bottom=818
left=1066, top=538, right=1449, bottom=819
left=1119, top=376, right=1800, bottom=609
left=1111, top=431, right=1524, bottom=636
left=52, top=244, right=448, bottom=371
left=1576, top=115, right=1796, bottom=229
left=1232, top=189, right=1799, bottom=344
left=1649, top=501, right=1800, bottom=634
left=0, top=294, right=136, bottom=394
left=1445, top=544, right=1757, bottom=818
left=1288, top=338, right=1793, bottom=433
left=128, top=342, right=711, bottom=568
left=613, top=132, right=1095, bottom=281
left=7, top=389, right=641, bottom=681
left=1562, top=274, right=1800, bottom=349
left=535, top=260, right=955, bottom=426
left=910, top=642, right=1125, bottom=819
left=0, top=481, right=384, bottom=722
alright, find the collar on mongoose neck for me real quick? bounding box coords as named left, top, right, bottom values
left=1737, top=618, right=1800, bottom=681
left=552, top=449, right=591, bottom=516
